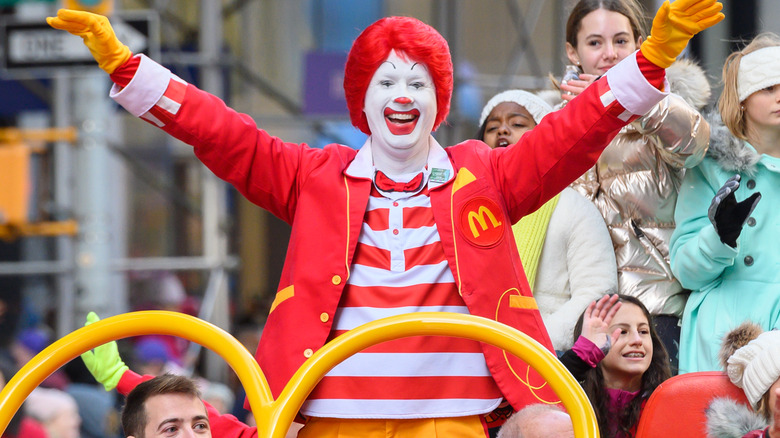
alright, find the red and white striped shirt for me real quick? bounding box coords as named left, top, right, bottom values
left=301, top=147, right=502, bottom=419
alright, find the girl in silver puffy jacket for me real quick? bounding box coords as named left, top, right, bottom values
left=558, top=0, right=711, bottom=373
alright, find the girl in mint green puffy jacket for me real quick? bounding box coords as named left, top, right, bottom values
left=671, top=33, right=780, bottom=374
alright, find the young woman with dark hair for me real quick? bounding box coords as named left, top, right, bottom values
left=560, top=294, right=671, bottom=438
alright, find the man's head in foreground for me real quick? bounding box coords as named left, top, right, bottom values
left=122, top=374, right=210, bottom=438
left=497, top=403, right=574, bottom=438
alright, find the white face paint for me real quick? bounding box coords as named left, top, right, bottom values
left=363, top=50, right=437, bottom=173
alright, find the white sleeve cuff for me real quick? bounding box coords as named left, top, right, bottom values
left=605, top=51, right=669, bottom=116
left=110, top=54, right=172, bottom=118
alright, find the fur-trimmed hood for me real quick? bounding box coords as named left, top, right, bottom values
left=665, top=58, right=712, bottom=111
left=704, top=111, right=762, bottom=175
left=706, top=397, right=767, bottom=438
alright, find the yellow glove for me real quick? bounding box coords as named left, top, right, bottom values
left=640, top=0, right=724, bottom=69
left=46, top=9, right=131, bottom=74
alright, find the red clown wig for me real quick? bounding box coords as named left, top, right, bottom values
left=344, top=16, right=453, bottom=135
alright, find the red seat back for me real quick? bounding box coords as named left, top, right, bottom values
left=635, top=371, right=751, bottom=437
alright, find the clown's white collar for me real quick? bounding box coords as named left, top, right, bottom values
left=345, top=135, right=454, bottom=189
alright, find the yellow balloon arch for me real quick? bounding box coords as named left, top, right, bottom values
left=0, top=311, right=598, bottom=437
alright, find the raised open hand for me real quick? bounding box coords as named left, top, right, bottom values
left=46, top=9, right=131, bottom=74
left=580, top=294, right=622, bottom=353
left=641, top=0, right=724, bottom=68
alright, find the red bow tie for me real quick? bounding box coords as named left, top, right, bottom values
left=374, top=170, right=425, bottom=193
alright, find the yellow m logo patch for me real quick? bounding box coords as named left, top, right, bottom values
left=458, top=197, right=505, bottom=247
left=468, top=206, right=503, bottom=238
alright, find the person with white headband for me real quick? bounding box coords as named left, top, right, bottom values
left=705, top=322, right=780, bottom=438
left=477, top=90, right=617, bottom=353
left=670, top=33, right=780, bottom=373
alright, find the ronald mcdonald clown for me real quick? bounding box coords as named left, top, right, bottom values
left=49, top=2, right=723, bottom=436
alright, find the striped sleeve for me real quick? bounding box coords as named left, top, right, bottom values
left=110, top=54, right=187, bottom=127
left=140, top=76, right=187, bottom=127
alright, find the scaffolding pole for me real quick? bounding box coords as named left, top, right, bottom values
left=199, top=0, right=231, bottom=383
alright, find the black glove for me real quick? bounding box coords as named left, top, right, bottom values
left=708, top=175, right=761, bottom=248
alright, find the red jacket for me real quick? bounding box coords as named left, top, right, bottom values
left=111, top=52, right=666, bottom=413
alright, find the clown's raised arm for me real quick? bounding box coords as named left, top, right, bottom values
left=46, top=1, right=723, bottom=224
left=48, top=0, right=722, bottom=423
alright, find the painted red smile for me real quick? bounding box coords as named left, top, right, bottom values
left=384, top=108, right=420, bottom=135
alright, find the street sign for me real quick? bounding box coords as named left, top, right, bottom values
left=0, top=10, right=159, bottom=73
left=0, top=0, right=56, bottom=6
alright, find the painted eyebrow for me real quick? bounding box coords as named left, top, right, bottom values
left=382, top=60, right=396, bottom=69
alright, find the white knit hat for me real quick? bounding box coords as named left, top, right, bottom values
left=479, top=89, right=553, bottom=127
left=738, top=46, right=780, bottom=102
left=727, top=329, right=780, bottom=408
